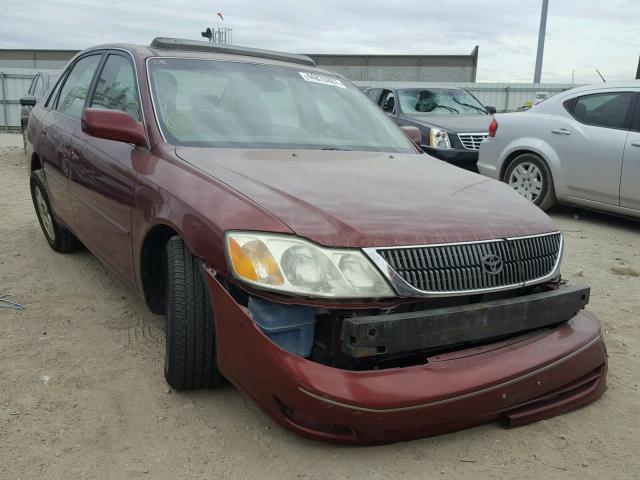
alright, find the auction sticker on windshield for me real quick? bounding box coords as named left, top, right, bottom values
left=299, top=71, right=346, bottom=88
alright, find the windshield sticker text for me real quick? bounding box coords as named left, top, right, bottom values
left=299, top=72, right=346, bottom=88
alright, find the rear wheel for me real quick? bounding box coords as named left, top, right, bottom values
left=504, top=153, right=556, bottom=210
left=30, top=170, right=82, bottom=253
left=164, top=236, right=222, bottom=390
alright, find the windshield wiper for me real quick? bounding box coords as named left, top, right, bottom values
left=453, top=98, right=487, bottom=113
left=432, top=104, right=459, bottom=113
left=320, top=146, right=352, bottom=151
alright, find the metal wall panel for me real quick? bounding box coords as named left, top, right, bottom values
left=310, top=53, right=478, bottom=83
left=0, top=67, right=61, bottom=129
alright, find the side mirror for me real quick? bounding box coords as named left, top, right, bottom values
left=485, top=105, right=497, bottom=114
left=81, top=108, right=146, bottom=146
left=20, top=95, right=37, bottom=107
left=400, top=126, right=422, bottom=147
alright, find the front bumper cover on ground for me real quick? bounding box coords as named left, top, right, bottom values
left=204, top=269, right=607, bottom=445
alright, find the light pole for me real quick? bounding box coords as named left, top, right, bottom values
left=533, top=0, right=549, bottom=84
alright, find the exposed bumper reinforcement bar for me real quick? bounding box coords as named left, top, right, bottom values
left=341, top=285, right=590, bottom=359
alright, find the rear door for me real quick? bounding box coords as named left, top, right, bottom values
left=547, top=90, right=635, bottom=205
left=70, top=51, right=147, bottom=284
left=620, top=93, right=640, bottom=210
left=41, top=53, right=103, bottom=226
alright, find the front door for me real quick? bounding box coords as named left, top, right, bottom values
left=546, top=91, right=635, bottom=205
left=70, top=52, right=147, bottom=285
left=620, top=99, right=640, bottom=210
left=42, top=53, right=103, bottom=227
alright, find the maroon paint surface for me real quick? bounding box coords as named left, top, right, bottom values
left=206, top=271, right=606, bottom=444
left=25, top=43, right=607, bottom=444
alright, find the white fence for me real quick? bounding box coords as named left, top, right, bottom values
left=1, top=66, right=580, bottom=130
left=0, top=69, right=38, bottom=130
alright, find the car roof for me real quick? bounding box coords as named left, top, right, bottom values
left=76, top=38, right=338, bottom=74
left=560, top=81, right=640, bottom=94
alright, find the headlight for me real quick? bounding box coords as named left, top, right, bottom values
left=429, top=128, right=451, bottom=149
left=225, top=232, right=394, bottom=298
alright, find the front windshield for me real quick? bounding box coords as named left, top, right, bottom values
left=147, top=58, right=415, bottom=153
left=397, top=88, right=488, bottom=115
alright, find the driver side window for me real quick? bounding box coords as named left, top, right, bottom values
left=90, top=53, right=140, bottom=121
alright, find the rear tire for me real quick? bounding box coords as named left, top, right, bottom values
left=504, top=153, right=556, bottom=210
left=164, top=236, right=222, bottom=390
left=30, top=170, right=82, bottom=253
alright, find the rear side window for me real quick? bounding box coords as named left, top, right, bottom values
left=28, top=74, right=39, bottom=95
left=45, top=74, right=65, bottom=109
left=54, top=54, right=102, bottom=119
left=91, top=54, right=141, bottom=121
left=32, top=75, right=45, bottom=100
left=566, top=92, right=635, bottom=129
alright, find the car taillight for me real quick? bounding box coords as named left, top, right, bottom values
left=488, top=118, right=498, bottom=137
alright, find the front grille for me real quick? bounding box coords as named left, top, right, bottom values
left=375, top=232, right=562, bottom=294
left=458, top=133, right=488, bottom=150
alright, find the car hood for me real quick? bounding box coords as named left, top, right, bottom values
left=402, top=114, right=493, bottom=133
left=176, top=147, right=557, bottom=248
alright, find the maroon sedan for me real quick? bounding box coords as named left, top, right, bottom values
left=24, top=37, right=607, bottom=444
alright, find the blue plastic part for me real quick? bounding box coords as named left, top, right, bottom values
left=248, top=297, right=317, bottom=357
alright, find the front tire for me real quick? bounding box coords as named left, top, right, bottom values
left=164, top=236, right=222, bottom=390
left=30, top=170, right=82, bottom=253
left=504, top=153, right=556, bottom=210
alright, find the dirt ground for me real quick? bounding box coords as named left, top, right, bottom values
left=1, top=132, right=639, bottom=480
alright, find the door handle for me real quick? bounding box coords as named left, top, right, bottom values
left=551, top=128, right=571, bottom=135
left=631, top=142, right=640, bottom=147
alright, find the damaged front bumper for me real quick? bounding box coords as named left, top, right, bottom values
left=342, top=285, right=590, bottom=359
left=204, top=269, right=607, bottom=445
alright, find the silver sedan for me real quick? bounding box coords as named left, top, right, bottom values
left=478, top=82, right=640, bottom=217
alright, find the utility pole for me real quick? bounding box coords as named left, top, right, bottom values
left=533, top=0, right=549, bottom=84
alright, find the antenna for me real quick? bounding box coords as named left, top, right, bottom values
left=595, top=69, right=606, bottom=83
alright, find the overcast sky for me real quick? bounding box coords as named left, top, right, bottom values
left=2, top=0, right=638, bottom=83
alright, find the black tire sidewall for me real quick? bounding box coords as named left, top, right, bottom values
left=164, top=246, right=177, bottom=380
left=504, top=154, right=555, bottom=209
left=29, top=171, right=57, bottom=248
left=164, top=236, right=220, bottom=390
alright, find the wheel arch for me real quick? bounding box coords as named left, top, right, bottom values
left=499, top=144, right=554, bottom=181
left=30, top=153, right=42, bottom=172
left=139, top=222, right=181, bottom=314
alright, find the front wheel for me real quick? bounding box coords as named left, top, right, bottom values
left=164, top=236, right=222, bottom=391
left=504, top=153, right=556, bottom=210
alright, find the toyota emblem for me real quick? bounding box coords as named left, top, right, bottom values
left=481, top=253, right=504, bottom=275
